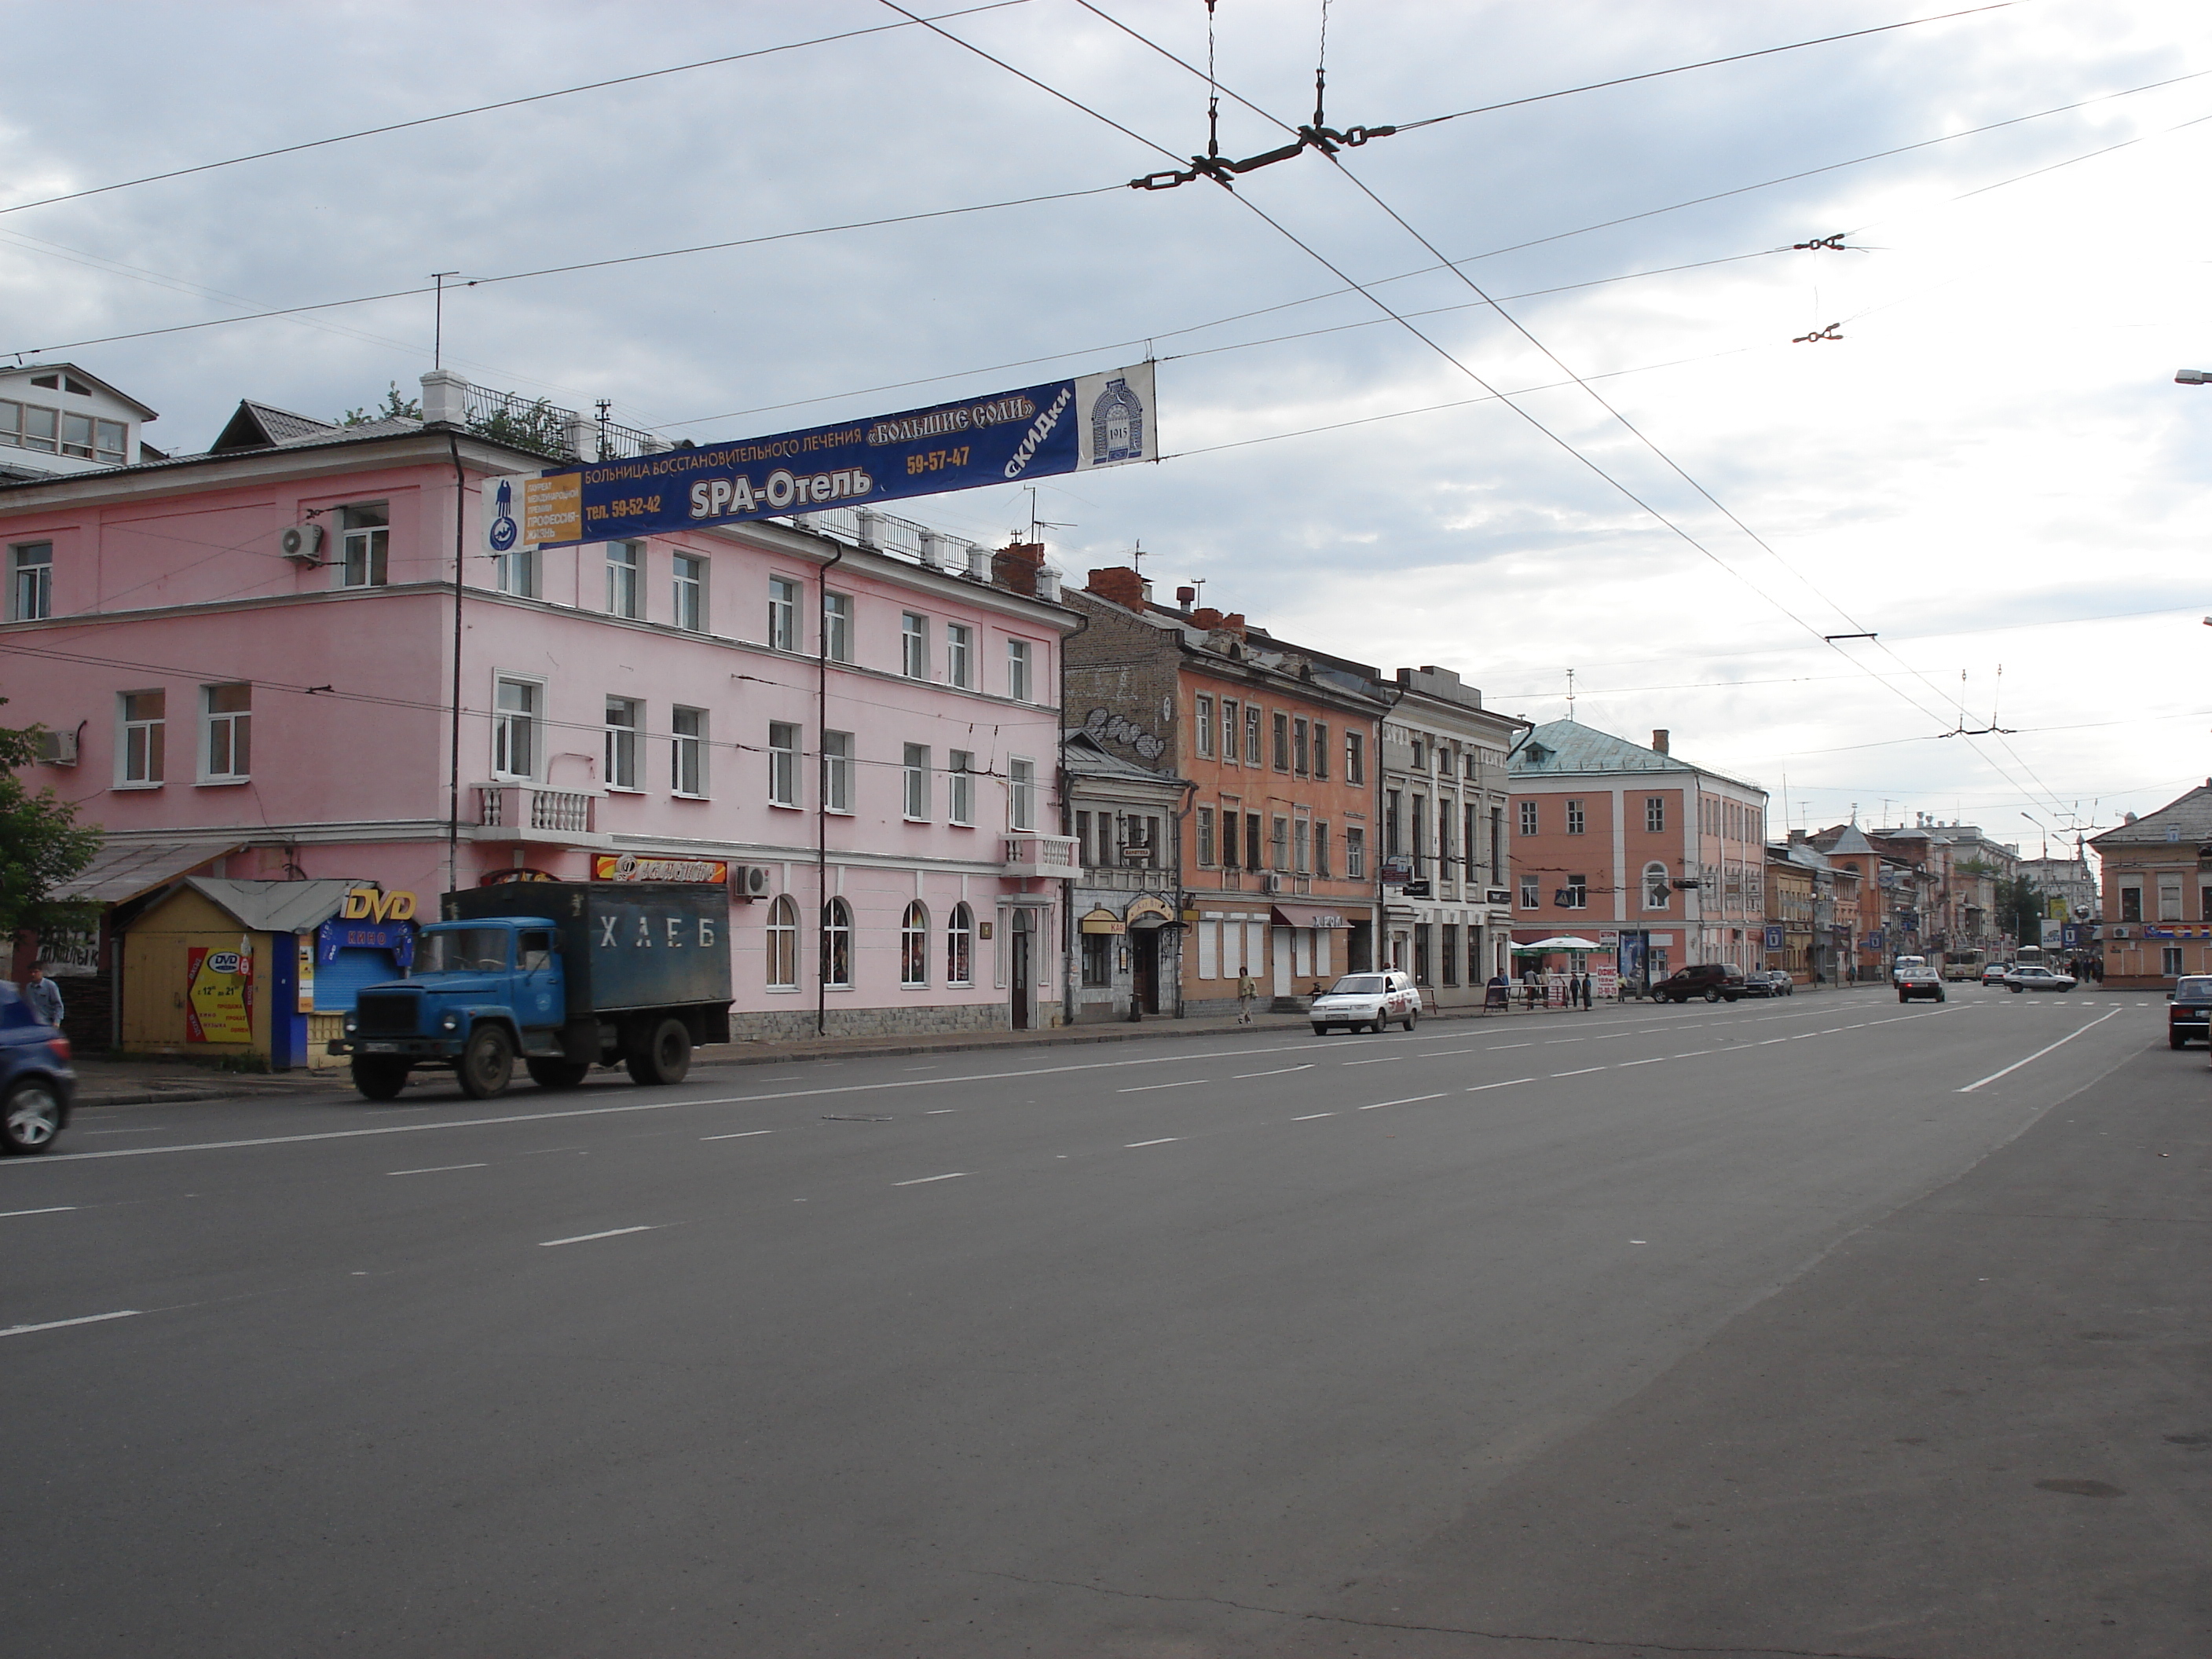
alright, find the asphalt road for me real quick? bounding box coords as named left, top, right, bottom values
left=4, top=984, right=2202, bottom=1657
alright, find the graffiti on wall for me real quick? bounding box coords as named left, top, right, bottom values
left=1083, top=707, right=1164, bottom=760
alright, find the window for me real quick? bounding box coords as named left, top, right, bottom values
left=1385, top=790, right=1402, bottom=858
left=119, top=690, right=164, bottom=785
left=11, top=541, right=52, bottom=620
left=2, top=399, right=57, bottom=452
left=1009, top=756, right=1035, bottom=830
left=2118, top=883, right=2141, bottom=923
left=766, top=895, right=799, bottom=990
left=945, top=622, right=972, bottom=687
left=1410, top=738, right=1425, bottom=771
left=1221, top=699, right=1239, bottom=764
left=1519, top=875, right=1539, bottom=908
left=1313, top=722, right=1328, bottom=780
left=1412, top=796, right=1429, bottom=876
left=2159, top=880, right=2184, bottom=922
left=901, top=902, right=929, bottom=987
left=822, top=897, right=853, bottom=988
left=1519, top=800, right=1538, bottom=836
left=1273, top=712, right=1290, bottom=771
left=1441, top=924, right=1459, bottom=987
left=768, top=721, right=800, bottom=806
left=822, top=730, right=853, bottom=813
left=339, top=504, right=389, bottom=588
left=672, top=555, right=707, bottom=632
left=1245, top=811, right=1263, bottom=870
left=203, top=683, right=251, bottom=780
left=1, top=400, right=123, bottom=463
left=949, top=750, right=974, bottom=825
left=1491, top=808, right=1505, bottom=882
left=1644, top=862, right=1672, bottom=909
left=1646, top=796, right=1666, bottom=833
left=903, top=743, right=930, bottom=819
left=1196, top=806, right=1216, bottom=866
left=1195, top=694, right=1214, bottom=757
left=1345, top=729, right=1364, bottom=785
left=1269, top=816, right=1288, bottom=871
left=603, top=698, right=640, bottom=789
left=603, top=540, right=642, bottom=618
left=1081, top=932, right=1111, bottom=988
left=671, top=707, right=705, bottom=796
left=1245, top=705, right=1262, bottom=766
left=1007, top=638, right=1032, bottom=701
left=1220, top=800, right=1241, bottom=868
left=1566, top=799, right=1585, bottom=835
left=1294, top=819, right=1309, bottom=873
left=947, top=903, right=975, bottom=985
left=493, top=678, right=537, bottom=779
left=2163, top=945, right=2185, bottom=977
left=902, top=612, right=928, bottom=678
left=770, top=576, right=800, bottom=651
left=494, top=544, right=537, bottom=598
left=1315, top=821, right=1331, bottom=878
left=1345, top=826, right=1365, bottom=880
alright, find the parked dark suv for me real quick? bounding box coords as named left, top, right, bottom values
left=1, top=981, right=75, bottom=1155
left=1654, top=964, right=1746, bottom=1004
left=2170, top=976, right=2212, bottom=1049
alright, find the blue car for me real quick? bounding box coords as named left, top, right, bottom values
left=1, top=981, right=75, bottom=1154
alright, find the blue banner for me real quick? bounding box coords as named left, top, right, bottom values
left=491, top=362, right=1156, bottom=550
left=318, top=917, right=416, bottom=969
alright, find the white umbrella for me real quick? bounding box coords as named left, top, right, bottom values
left=1518, top=936, right=1606, bottom=950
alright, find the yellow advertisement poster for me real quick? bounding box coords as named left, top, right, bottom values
left=186, top=946, right=254, bottom=1043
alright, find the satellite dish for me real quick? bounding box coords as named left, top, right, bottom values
left=2071, top=902, right=2093, bottom=921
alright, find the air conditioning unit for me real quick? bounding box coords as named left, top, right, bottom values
left=1262, top=873, right=1284, bottom=894
left=279, top=522, right=325, bottom=563
left=728, top=864, right=771, bottom=901
left=34, top=728, right=78, bottom=766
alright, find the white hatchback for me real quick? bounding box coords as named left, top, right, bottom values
left=1309, top=970, right=1423, bottom=1035
left=2003, top=965, right=2077, bottom=993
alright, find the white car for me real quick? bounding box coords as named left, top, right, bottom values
left=2003, top=965, right=2077, bottom=994
left=1309, top=971, right=1423, bottom=1035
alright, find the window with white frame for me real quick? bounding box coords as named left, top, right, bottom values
left=1561, top=874, right=1588, bottom=909
left=606, top=540, right=642, bottom=619
left=1270, top=815, right=1288, bottom=870
left=945, top=622, right=972, bottom=687
left=823, top=591, right=852, bottom=662
left=1294, top=819, right=1309, bottom=873
left=1008, top=756, right=1035, bottom=830
left=1644, top=862, right=1671, bottom=909
left=1519, top=874, right=1540, bottom=908
left=1344, top=727, right=1363, bottom=784
left=1221, top=698, right=1239, bottom=764
left=494, top=544, right=537, bottom=599
left=765, top=895, right=799, bottom=989
left=1519, top=799, right=1538, bottom=836
left=1196, top=806, right=1216, bottom=866
left=900, top=901, right=928, bottom=987
left=1244, top=705, right=1262, bottom=766
left=203, top=683, right=251, bottom=780
left=603, top=697, right=640, bottom=789
left=2159, top=879, right=2184, bottom=922
left=1007, top=638, right=1032, bottom=701
left=1315, top=820, right=1331, bottom=878
left=902, top=612, right=928, bottom=679
left=339, top=504, right=388, bottom=588
left=11, top=541, right=52, bottom=620
left=671, top=707, right=705, bottom=796
left=821, top=897, right=853, bottom=988
left=1345, top=826, right=1365, bottom=879
left=1646, top=796, right=1666, bottom=833
left=946, top=902, right=975, bottom=985
left=1566, top=799, right=1585, bottom=835
left=0, top=396, right=125, bottom=463
left=1195, top=694, right=1214, bottom=756
left=768, top=721, right=800, bottom=807
left=1313, top=722, right=1328, bottom=780
left=119, top=690, right=164, bottom=785
left=493, top=678, right=539, bottom=779
left=948, top=750, right=974, bottom=826
left=822, top=731, right=853, bottom=812
left=903, top=743, right=930, bottom=819
left=672, top=554, right=706, bottom=632
left=769, top=576, right=800, bottom=651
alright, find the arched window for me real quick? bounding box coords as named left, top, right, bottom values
left=1643, top=862, right=1671, bottom=910
left=946, top=902, right=974, bottom=987
left=821, top=895, right=853, bottom=988
left=765, top=895, right=798, bottom=988
left=900, top=901, right=928, bottom=988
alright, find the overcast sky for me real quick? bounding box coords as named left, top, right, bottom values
left=5, top=0, right=2206, bottom=854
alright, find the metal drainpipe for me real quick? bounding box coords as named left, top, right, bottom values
left=1167, top=774, right=1196, bottom=1018
left=445, top=433, right=467, bottom=896
left=816, top=541, right=843, bottom=1038
left=1054, top=602, right=1090, bottom=1030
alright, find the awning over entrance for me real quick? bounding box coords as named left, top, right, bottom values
left=1271, top=903, right=1352, bottom=930
left=53, top=838, right=243, bottom=904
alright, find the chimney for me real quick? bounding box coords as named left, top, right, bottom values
left=1651, top=729, right=1670, bottom=755
left=1191, top=606, right=1223, bottom=631
left=994, top=540, right=1043, bottom=597
left=419, top=368, right=468, bottom=426
left=1219, top=612, right=1246, bottom=639
left=1085, top=566, right=1144, bottom=609
left=1175, top=585, right=1197, bottom=613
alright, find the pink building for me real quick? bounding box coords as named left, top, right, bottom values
left=2, top=368, right=1080, bottom=1047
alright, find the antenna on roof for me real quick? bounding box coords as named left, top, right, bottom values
left=430, top=271, right=460, bottom=369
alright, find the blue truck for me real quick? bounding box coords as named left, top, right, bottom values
left=330, top=881, right=732, bottom=1101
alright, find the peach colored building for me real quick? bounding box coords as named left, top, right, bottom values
left=2092, top=780, right=2212, bottom=987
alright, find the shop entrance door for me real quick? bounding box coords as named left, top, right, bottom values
left=1132, top=928, right=1159, bottom=1013
left=1009, top=910, right=1032, bottom=1029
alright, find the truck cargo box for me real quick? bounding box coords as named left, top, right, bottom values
left=445, top=882, right=732, bottom=1021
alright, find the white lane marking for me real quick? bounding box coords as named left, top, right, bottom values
left=1467, top=1078, right=1535, bottom=1093
left=1760, top=1038, right=1789, bottom=1046
left=1617, top=1057, right=1663, bottom=1068
left=700, top=1130, right=775, bottom=1141
left=925, top=1108, right=958, bottom=1115
left=1673, top=1050, right=1714, bottom=1059
left=1124, top=1137, right=1183, bottom=1148
left=1342, top=1056, right=1404, bottom=1066
left=387, top=1163, right=489, bottom=1176
left=1117, top=1079, right=1208, bottom=1093
left=1291, top=1112, right=1337, bottom=1121
left=0, top=1206, right=77, bottom=1218
left=1551, top=1067, right=1606, bottom=1078
left=1957, top=1009, right=2124, bottom=1093
left=538, top=1225, right=657, bottom=1247
left=1489, top=1043, right=1532, bottom=1050
left=2, top=1309, right=141, bottom=1338
left=1427, top=1048, right=1479, bottom=1056
left=892, top=1172, right=968, bottom=1185
left=1233, top=1064, right=1314, bottom=1079
left=1543, top=1038, right=1587, bottom=1046
left=1357, top=1094, right=1446, bottom=1111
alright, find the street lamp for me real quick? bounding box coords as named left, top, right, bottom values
left=2178, top=369, right=2212, bottom=383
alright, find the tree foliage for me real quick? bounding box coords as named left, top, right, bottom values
left=0, top=701, right=103, bottom=946
left=1999, top=875, right=2043, bottom=944
left=339, top=382, right=423, bottom=426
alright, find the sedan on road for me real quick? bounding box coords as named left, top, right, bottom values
left=0, top=980, right=75, bottom=1154
left=1309, top=971, right=1422, bottom=1035
left=1895, top=966, right=1946, bottom=1004
left=1981, top=962, right=2010, bottom=986
left=1741, top=971, right=1796, bottom=998
left=2004, top=965, right=2077, bottom=994
left=2167, top=975, right=2212, bottom=1048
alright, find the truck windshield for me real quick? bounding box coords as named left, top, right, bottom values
left=419, top=928, right=511, bottom=973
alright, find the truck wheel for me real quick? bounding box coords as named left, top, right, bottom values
left=626, top=1018, right=692, bottom=1086
left=351, top=1057, right=409, bottom=1101
left=457, top=1024, right=515, bottom=1100
left=526, top=1059, right=591, bottom=1090
left=2, top=1077, right=64, bottom=1154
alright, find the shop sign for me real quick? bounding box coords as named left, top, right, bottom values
left=343, top=887, right=417, bottom=922
left=1764, top=925, right=1785, bottom=950
left=1125, top=895, right=1177, bottom=927
left=591, top=852, right=731, bottom=884
left=185, top=945, right=253, bottom=1044
left=317, top=917, right=418, bottom=969
left=1079, top=907, right=1126, bottom=936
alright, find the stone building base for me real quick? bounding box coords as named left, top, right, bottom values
left=727, top=1002, right=1020, bottom=1042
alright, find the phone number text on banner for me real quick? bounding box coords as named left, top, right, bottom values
left=488, top=362, right=1154, bottom=551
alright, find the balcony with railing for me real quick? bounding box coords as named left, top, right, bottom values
left=1003, top=834, right=1079, bottom=880
left=473, top=783, right=603, bottom=844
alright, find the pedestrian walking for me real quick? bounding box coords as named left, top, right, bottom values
left=23, top=964, right=64, bottom=1028
left=1236, top=969, right=1258, bottom=1024
left=1578, top=972, right=1594, bottom=1009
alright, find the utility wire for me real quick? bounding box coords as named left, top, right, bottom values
left=0, top=2, right=1030, bottom=220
